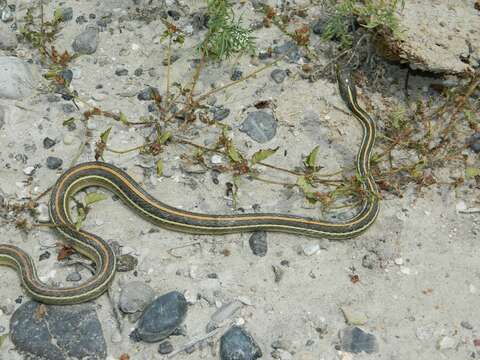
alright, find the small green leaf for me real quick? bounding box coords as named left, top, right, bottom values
left=305, top=145, right=320, bottom=170
left=158, top=131, right=172, bottom=145
left=100, top=127, right=112, bottom=144
left=119, top=112, right=129, bottom=125
left=156, top=159, right=163, bottom=176
left=85, top=192, right=108, bottom=206
left=296, top=176, right=309, bottom=191
left=53, top=7, right=63, bottom=23
left=251, top=147, right=279, bottom=165
left=75, top=207, right=86, bottom=230
left=63, top=117, right=75, bottom=127
left=227, top=142, right=242, bottom=163
left=0, top=333, right=8, bottom=348
left=465, top=167, right=480, bottom=178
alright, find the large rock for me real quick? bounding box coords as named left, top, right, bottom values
left=0, top=56, right=38, bottom=99
left=10, top=301, right=107, bottom=360
left=377, top=0, right=480, bottom=74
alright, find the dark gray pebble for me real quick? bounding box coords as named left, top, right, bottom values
left=167, top=10, right=181, bottom=20
left=468, top=133, right=480, bottom=153
left=231, top=69, right=243, bottom=81
left=137, top=87, right=160, bottom=101
left=60, top=7, right=73, bottom=22
left=76, top=15, right=87, bottom=24
left=115, top=68, right=128, bottom=76
left=273, top=41, right=301, bottom=62
left=220, top=326, right=262, bottom=360
left=158, top=340, right=174, bottom=354
left=134, top=67, right=143, bottom=76
left=311, top=18, right=327, bottom=35
left=117, top=254, right=138, bottom=272
left=270, top=69, right=287, bottom=84
left=240, top=111, right=277, bottom=143
left=46, top=156, right=63, bottom=169
left=59, top=69, right=73, bottom=84
left=210, top=106, right=230, bottom=121
left=340, top=326, right=379, bottom=354
left=10, top=301, right=106, bottom=360
left=62, top=103, right=76, bottom=114
left=66, top=272, right=82, bottom=282
left=249, top=231, right=268, bottom=257
left=72, top=27, right=98, bottom=55
left=131, top=291, right=187, bottom=343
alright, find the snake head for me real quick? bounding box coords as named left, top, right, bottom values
left=335, top=65, right=358, bottom=112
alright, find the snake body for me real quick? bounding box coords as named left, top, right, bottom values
left=0, top=67, right=379, bottom=304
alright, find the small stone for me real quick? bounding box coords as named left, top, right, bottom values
left=461, top=321, right=473, bottom=330
left=59, top=69, right=73, bottom=85
left=301, top=243, right=320, bottom=256
left=272, top=265, right=284, bottom=283
left=271, top=349, right=293, bottom=360
left=394, top=258, right=404, bottom=265
left=340, top=326, right=379, bottom=354
left=210, top=106, right=231, bottom=121
left=211, top=154, right=224, bottom=164
left=249, top=231, right=268, bottom=257
left=1, top=5, right=14, bottom=22
left=341, top=306, right=368, bottom=325
left=119, top=281, right=155, bottom=314
left=62, top=103, right=76, bottom=114
left=117, top=254, right=138, bottom=272
left=134, top=68, right=143, bottom=76
left=231, top=69, right=243, bottom=81
left=10, top=301, right=106, bottom=359
left=63, top=134, right=75, bottom=145
left=137, top=87, right=160, bottom=101
left=72, top=27, right=99, bottom=55
left=131, top=291, right=187, bottom=342
left=66, top=272, right=82, bottom=282
left=362, top=253, right=380, bottom=269
left=468, top=133, right=480, bottom=153
left=270, top=69, right=287, bottom=84
left=35, top=203, right=50, bottom=222
left=115, top=68, right=129, bottom=76
left=46, top=156, right=63, bottom=169
left=311, top=18, right=327, bottom=35
left=240, top=111, right=277, bottom=143
left=59, top=7, right=74, bottom=21
left=273, top=41, right=301, bottom=63
left=158, top=341, right=174, bottom=354
left=167, top=10, right=181, bottom=20
left=220, top=326, right=262, bottom=360
left=437, top=336, right=456, bottom=350
left=43, top=137, right=56, bottom=149
left=23, top=166, right=35, bottom=176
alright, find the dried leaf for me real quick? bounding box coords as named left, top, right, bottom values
left=34, top=304, right=47, bottom=320
left=57, top=245, right=75, bottom=260
left=251, top=147, right=279, bottom=164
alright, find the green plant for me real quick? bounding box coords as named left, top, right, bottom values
left=323, top=0, right=405, bottom=48
left=200, top=0, right=255, bottom=60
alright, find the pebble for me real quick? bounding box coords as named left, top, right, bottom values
left=46, top=156, right=63, bottom=169
left=0, top=24, right=17, bottom=50
left=59, top=69, right=73, bottom=85
left=158, top=340, right=174, bottom=354
left=273, top=41, right=301, bottom=63
left=211, top=154, right=224, bottom=164
left=10, top=301, right=106, bottom=359
left=210, top=106, right=231, bottom=121
left=63, top=134, right=75, bottom=145
left=43, top=137, right=56, bottom=149
left=23, top=166, right=35, bottom=176
left=66, top=272, right=82, bottom=282
left=341, top=306, right=368, bottom=325
left=0, top=56, right=38, bottom=99
left=271, top=349, right=293, bottom=360
left=72, top=27, right=99, bottom=55
left=1, top=5, right=13, bottom=22
left=116, top=254, right=138, bottom=272
left=301, top=243, right=320, bottom=256
left=62, top=103, right=76, bottom=114
left=311, top=18, right=327, bottom=35
left=131, top=291, right=187, bottom=342
left=468, top=133, right=480, bottom=153
left=115, top=68, right=129, bottom=76
left=362, top=253, right=380, bottom=269
left=33, top=203, right=49, bottom=223
left=437, top=336, right=456, bottom=350
left=119, top=281, right=156, bottom=314
left=220, top=326, right=262, bottom=360
left=339, top=326, right=379, bottom=354
left=231, top=69, right=243, bottom=81
left=248, top=231, right=268, bottom=257
left=137, top=87, right=160, bottom=101
left=60, top=7, right=73, bottom=21
left=240, top=111, right=277, bottom=143
left=461, top=321, right=473, bottom=330
left=270, top=69, right=287, bottom=84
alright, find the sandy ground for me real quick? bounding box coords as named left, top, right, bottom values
left=0, top=0, right=479, bottom=359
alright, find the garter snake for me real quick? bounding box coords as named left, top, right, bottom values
left=0, top=66, right=379, bottom=304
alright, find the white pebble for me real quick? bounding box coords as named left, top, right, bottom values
left=469, top=284, right=477, bottom=294
left=211, top=154, right=224, bottom=164
left=184, top=290, right=197, bottom=305
left=394, top=258, right=404, bottom=265
left=456, top=201, right=467, bottom=213
left=23, top=166, right=35, bottom=176
left=63, top=134, right=75, bottom=145
left=400, top=267, right=411, bottom=275
left=35, top=203, right=50, bottom=222
left=302, top=243, right=320, bottom=256
left=437, top=336, right=456, bottom=350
